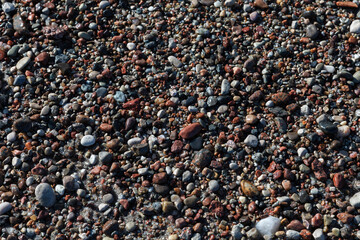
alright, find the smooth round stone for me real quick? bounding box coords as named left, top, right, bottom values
left=81, top=135, right=96, bottom=147
left=208, top=180, right=220, bottom=191
left=350, top=192, right=360, bottom=208
left=217, top=105, right=228, bottom=113
left=98, top=203, right=109, bottom=212
left=297, top=147, right=308, bottom=157
left=13, top=75, right=26, bottom=86
left=244, top=135, right=258, bottom=147
left=103, top=193, right=114, bottom=204
left=55, top=185, right=65, bottom=196
left=127, top=43, right=136, bottom=50
left=0, top=202, right=12, bottom=215
left=306, top=24, right=319, bottom=39
left=214, top=1, right=222, bottom=7
left=300, top=105, right=311, bottom=116
left=40, top=105, right=50, bottom=115
left=35, top=183, right=56, bottom=207
left=350, top=20, right=360, bottom=33
left=318, top=120, right=338, bottom=135
left=16, top=57, right=31, bottom=70
left=246, top=114, right=258, bottom=124
left=126, top=221, right=137, bottom=232
left=286, top=230, right=301, bottom=240
left=89, top=22, right=97, bottom=30
left=168, top=56, right=182, bottom=68
left=250, top=11, right=260, bottom=21
left=12, top=157, right=21, bottom=168
left=255, top=216, right=281, bottom=237
left=324, top=65, right=335, bottom=73
left=78, top=32, right=91, bottom=40
left=26, top=177, right=34, bottom=186
left=337, top=125, right=350, bottom=138
left=229, top=163, right=239, bottom=170
left=221, top=79, right=230, bottom=95
left=6, top=132, right=16, bottom=142
left=99, top=0, right=110, bottom=9
left=266, top=100, right=274, bottom=107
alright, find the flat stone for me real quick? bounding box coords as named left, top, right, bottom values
left=16, top=57, right=31, bottom=71
left=208, top=180, right=219, bottom=191
left=306, top=24, right=319, bottom=39
left=78, top=31, right=91, bottom=40
left=6, top=132, right=16, bottom=142
left=99, top=151, right=112, bottom=164
left=184, top=195, right=198, bottom=207
left=13, top=118, right=32, bottom=132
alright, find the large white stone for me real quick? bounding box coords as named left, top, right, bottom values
left=350, top=20, right=360, bottom=33
left=350, top=192, right=360, bottom=208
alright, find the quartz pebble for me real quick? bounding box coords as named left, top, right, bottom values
left=256, top=216, right=281, bottom=237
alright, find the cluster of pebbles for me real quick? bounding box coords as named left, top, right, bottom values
left=2, top=0, right=360, bottom=239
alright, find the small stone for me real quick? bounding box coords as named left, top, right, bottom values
left=244, top=135, right=258, bottom=147
left=333, top=173, right=345, bottom=188
left=63, top=176, right=77, bottom=191
left=287, top=220, right=305, bottom=231
left=126, top=221, right=137, bottom=232
left=240, top=180, right=259, bottom=197
left=0, top=202, right=12, bottom=215
left=192, top=149, right=212, bottom=168
left=246, top=115, right=258, bottom=124
left=179, top=123, right=202, bottom=139
left=98, top=203, right=109, bottom=212
left=78, top=32, right=91, bottom=40
left=231, top=224, right=243, bottom=240
left=2, top=2, right=15, bottom=13
left=132, top=143, right=149, bottom=156
left=350, top=192, right=360, bottom=208
left=184, top=195, right=198, bottom=207
left=13, top=118, right=32, bottom=132
left=256, top=216, right=281, bottom=237
left=318, top=120, right=338, bottom=135
left=286, top=230, right=301, bottom=240
left=102, top=220, right=118, bottom=236
left=350, top=20, right=360, bottom=33
left=35, top=183, right=56, bottom=207
left=208, top=180, right=219, bottom=191
left=272, top=92, right=290, bottom=105
left=153, top=172, right=167, bottom=184
left=168, top=56, right=182, bottom=68
left=337, top=125, right=350, bottom=138
left=313, top=228, right=325, bottom=240
left=81, top=135, right=96, bottom=147
left=306, top=24, right=319, bottom=39
left=99, top=0, right=110, bottom=9
left=297, top=147, right=308, bottom=157
left=199, top=0, right=215, bottom=6
left=6, top=132, right=16, bottom=142
left=16, top=57, right=31, bottom=71
left=254, top=0, right=268, bottom=9
left=99, top=151, right=112, bottom=164
left=221, top=79, right=230, bottom=95
left=162, top=201, right=175, bottom=213
left=35, top=52, right=50, bottom=65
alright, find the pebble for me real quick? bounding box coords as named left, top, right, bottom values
left=35, top=183, right=56, bottom=207
left=350, top=192, right=360, bottom=208
left=6, top=132, right=16, bottom=142
left=81, top=135, right=96, bottom=147
left=256, top=216, right=281, bottom=237
left=2, top=2, right=15, bottom=13
left=244, top=135, right=258, bottom=147
left=0, top=202, right=12, bottom=215
left=313, top=228, right=326, bottom=240
left=208, top=180, right=219, bottom=191
left=168, top=56, right=182, bottom=68
left=16, top=57, right=31, bottom=71
left=350, top=20, right=360, bottom=33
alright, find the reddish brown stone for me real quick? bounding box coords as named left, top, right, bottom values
left=179, top=123, right=202, bottom=139
left=311, top=213, right=323, bottom=227
left=287, top=220, right=305, bottom=231
left=102, top=220, right=118, bottom=236
left=35, top=52, right=50, bottom=65
left=0, top=50, right=5, bottom=61
left=300, top=229, right=312, bottom=240
left=254, top=0, right=268, bottom=9
left=248, top=201, right=257, bottom=213
left=272, top=92, right=290, bottom=105
left=273, top=170, right=282, bottom=180
left=123, top=98, right=140, bottom=109
left=333, top=173, right=345, bottom=188
left=171, top=140, right=183, bottom=153
left=119, top=199, right=129, bottom=210
left=99, top=123, right=113, bottom=132
left=337, top=212, right=354, bottom=224
left=336, top=1, right=358, bottom=8
left=152, top=172, right=167, bottom=184
left=249, top=90, right=263, bottom=102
